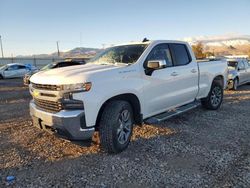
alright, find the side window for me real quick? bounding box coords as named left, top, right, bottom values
left=7, top=65, right=18, bottom=71
left=18, top=65, right=26, bottom=69
left=146, top=44, right=173, bottom=67
left=238, top=61, right=245, bottom=70
left=68, top=62, right=81, bottom=66
left=57, top=62, right=69, bottom=67
left=170, top=44, right=191, bottom=66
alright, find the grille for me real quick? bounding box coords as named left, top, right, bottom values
left=34, top=98, right=62, bottom=113
left=32, top=83, right=61, bottom=91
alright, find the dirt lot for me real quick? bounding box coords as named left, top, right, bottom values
left=0, top=79, right=250, bottom=187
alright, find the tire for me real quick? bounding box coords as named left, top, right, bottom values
left=99, top=100, right=134, bottom=154
left=232, top=78, right=239, bottom=90
left=201, top=82, right=223, bottom=110
left=0, top=74, right=3, bottom=79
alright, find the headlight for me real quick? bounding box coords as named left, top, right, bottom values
left=61, top=82, right=92, bottom=91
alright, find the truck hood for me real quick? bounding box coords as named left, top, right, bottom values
left=30, top=63, right=122, bottom=85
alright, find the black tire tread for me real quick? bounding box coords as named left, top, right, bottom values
left=99, top=100, right=133, bottom=153
left=201, top=82, right=223, bottom=110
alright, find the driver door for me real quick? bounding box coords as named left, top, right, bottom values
left=3, top=65, right=18, bottom=78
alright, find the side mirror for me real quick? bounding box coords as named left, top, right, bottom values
left=238, top=67, right=244, bottom=71
left=147, top=60, right=167, bottom=69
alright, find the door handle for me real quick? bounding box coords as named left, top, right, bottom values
left=171, top=72, right=178, bottom=76
left=191, top=69, right=197, bottom=73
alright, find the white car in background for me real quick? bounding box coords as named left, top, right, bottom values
left=0, top=63, right=36, bottom=79
left=227, top=59, right=250, bottom=90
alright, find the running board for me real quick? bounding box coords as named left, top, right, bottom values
left=144, top=101, right=200, bottom=124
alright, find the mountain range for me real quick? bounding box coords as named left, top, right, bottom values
left=17, top=34, right=250, bottom=58
left=184, top=34, right=250, bottom=46
left=17, top=47, right=101, bottom=58
left=183, top=34, right=250, bottom=56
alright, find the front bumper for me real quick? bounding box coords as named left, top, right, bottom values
left=30, top=100, right=94, bottom=140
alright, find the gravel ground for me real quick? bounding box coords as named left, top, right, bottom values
left=0, top=79, right=250, bottom=187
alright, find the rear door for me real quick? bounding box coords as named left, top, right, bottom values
left=238, top=61, right=248, bottom=84
left=168, top=43, right=199, bottom=104
left=244, top=61, right=250, bottom=83
left=17, top=65, right=28, bottom=77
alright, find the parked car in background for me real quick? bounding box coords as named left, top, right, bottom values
left=23, top=59, right=86, bottom=85
left=0, top=63, right=36, bottom=79
left=227, top=58, right=250, bottom=90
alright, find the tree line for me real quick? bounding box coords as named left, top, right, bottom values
left=191, top=42, right=214, bottom=59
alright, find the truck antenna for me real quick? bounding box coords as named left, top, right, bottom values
left=142, top=38, right=149, bottom=42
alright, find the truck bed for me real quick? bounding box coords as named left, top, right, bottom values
left=197, top=59, right=228, bottom=99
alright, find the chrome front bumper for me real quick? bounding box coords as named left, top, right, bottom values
left=30, top=100, right=94, bottom=140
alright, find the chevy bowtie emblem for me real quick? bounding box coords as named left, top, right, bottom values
left=33, top=90, right=40, bottom=97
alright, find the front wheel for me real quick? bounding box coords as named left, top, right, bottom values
left=99, top=100, right=134, bottom=154
left=201, top=82, right=223, bottom=110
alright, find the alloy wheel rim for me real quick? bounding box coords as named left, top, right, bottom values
left=211, top=86, right=222, bottom=107
left=117, top=109, right=132, bottom=145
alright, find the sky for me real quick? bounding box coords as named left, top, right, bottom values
left=0, top=0, right=250, bottom=57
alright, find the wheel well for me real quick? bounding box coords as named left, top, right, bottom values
left=213, top=75, right=224, bottom=87
left=95, top=93, right=142, bottom=129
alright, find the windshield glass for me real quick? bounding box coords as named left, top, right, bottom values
left=0, top=65, right=7, bottom=70
left=227, top=61, right=238, bottom=69
left=88, top=44, right=148, bottom=65
left=40, top=63, right=56, bottom=71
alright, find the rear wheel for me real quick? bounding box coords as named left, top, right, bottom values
left=201, top=82, right=223, bottom=110
left=99, top=100, right=134, bottom=153
left=232, top=78, right=238, bottom=90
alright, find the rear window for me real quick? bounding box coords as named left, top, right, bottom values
left=171, top=44, right=191, bottom=66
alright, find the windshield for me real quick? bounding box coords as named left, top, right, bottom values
left=0, top=65, right=7, bottom=71
left=40, top=63, right=56, bottom=71
left=88, top=44, right=148, bottom=65
left=227, top=61, right=238, bottom=69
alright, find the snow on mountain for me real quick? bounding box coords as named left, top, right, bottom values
left=183, top=34, right=250, bottom=47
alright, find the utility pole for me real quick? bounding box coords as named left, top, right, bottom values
left=0, top=35, right=4, bottom=58
left=56, top=41, right=60, bottom=57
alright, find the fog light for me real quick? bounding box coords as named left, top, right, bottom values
left=61, top=99, right=84, bottom=110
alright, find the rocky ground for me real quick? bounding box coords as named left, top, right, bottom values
left=0, top=79, right=249, bottom=187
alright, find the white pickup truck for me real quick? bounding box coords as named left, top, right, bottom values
left=29, top=40, right=227, bottom=153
